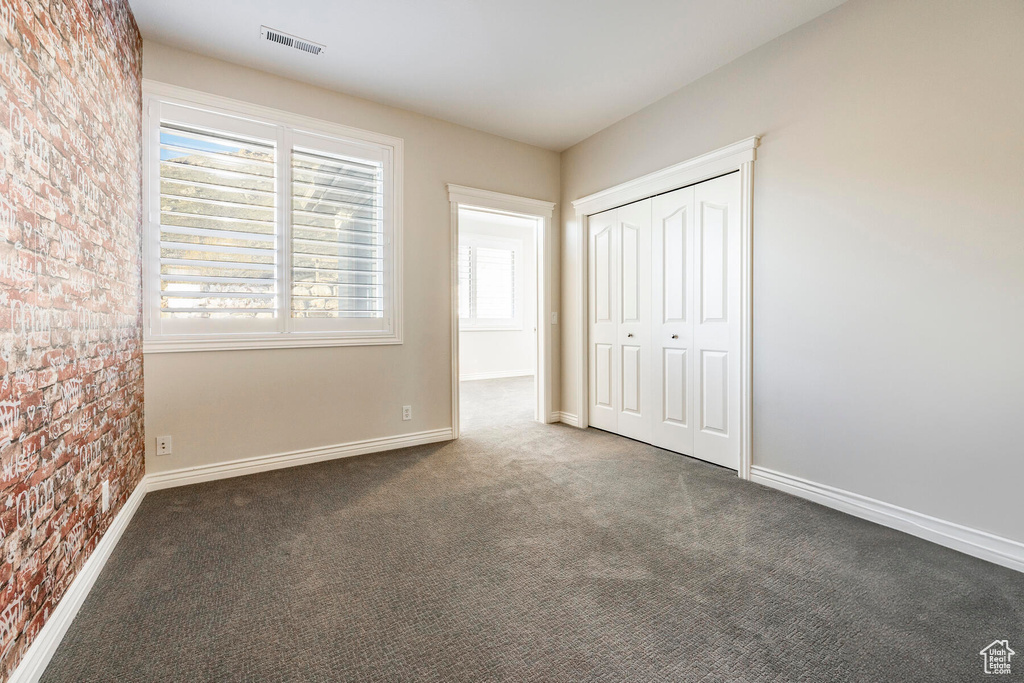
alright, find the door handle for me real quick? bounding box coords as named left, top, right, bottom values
left=627, top=333, right=634, bottom=338
left=671, top=334, right=678, bottom=339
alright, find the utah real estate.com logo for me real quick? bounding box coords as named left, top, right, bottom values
left=979, top=640, right=1014, bottom=675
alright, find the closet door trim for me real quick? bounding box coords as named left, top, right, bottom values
left=572, top=136, right=759, bottom=480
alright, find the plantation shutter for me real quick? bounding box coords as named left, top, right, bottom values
left=145, top=97, right=400, bottom=346
left=458, top=235, right=521, bottom=328
left=290, top=131, right=390, bottom=333
left=474, top=246, right=515, bottom=320
left=458, top=245, right=472, bottom=318
left=155, top=106, right=280, bottom=335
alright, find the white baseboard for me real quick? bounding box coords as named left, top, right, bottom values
left=552, top=412, right=579, bottom=427
left=459, top=369, right=533, bottom=382
left=750, top=466, right=1024, bottom=573
left=147, top=428, right=454, bottom=491
left=9, top=477, right=149, bottom=683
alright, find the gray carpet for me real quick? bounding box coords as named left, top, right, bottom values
left=44, top=377, right=1023, bottom=682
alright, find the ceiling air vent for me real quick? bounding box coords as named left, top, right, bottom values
left=260, top=26, right=324, bottom=56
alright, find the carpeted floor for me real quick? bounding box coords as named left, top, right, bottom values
left=44, top=377, right=1023, bottom=682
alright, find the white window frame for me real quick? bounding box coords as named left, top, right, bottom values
left=458, top=234, right=523, bottom=331
left=142, top=81, right=404, bottom=353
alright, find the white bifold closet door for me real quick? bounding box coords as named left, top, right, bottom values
left=588, top=172, right=740, bottom=470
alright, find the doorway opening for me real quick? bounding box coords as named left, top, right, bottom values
left=448, top=185, right=555, bottom=438
left=458, top=208, right=537, bottom=431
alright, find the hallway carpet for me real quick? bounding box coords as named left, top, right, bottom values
left=44, top=378, right=1023, bottom=681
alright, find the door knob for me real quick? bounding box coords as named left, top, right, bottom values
left=671, top=334, right=678, bottom=339
left=627, top=333, right=634, bottom=338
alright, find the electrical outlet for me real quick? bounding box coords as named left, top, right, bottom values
left=156, top=435, right=172, bottom=455
left=101, top=480, right=110, bottom=513
left=551, top=311, right=559, bottom=325
left=402, top=405, right=412, bottom=421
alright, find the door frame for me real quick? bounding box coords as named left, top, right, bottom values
left=571, top=137, right=759, bottom=479
left=448, top=184, right=556, bottom=438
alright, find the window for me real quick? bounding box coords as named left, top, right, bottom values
left=459, top=235, right=522, bottom=330
left=143, top=86, right=403, bottom=351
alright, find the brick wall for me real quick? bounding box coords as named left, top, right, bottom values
left=0, top=0, right=143, bottom=677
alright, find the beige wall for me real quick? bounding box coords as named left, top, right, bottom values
left=560, top=0, right=1024, bottom=541
left=143, top=42, right=560, bottom=474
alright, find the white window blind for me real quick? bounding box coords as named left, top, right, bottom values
left=458, top=236, right=522, bottom=329
left=458, top=244, right=472, bottom=320
left=158, top=122, right=278, bottom=323
left=291, top=146, right=385, bottom=326
left=144, top=91, right=403, bottom=351
left=474, top=246, right=515, bottom=319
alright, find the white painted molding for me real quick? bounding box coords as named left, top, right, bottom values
left=142, top=79, right=405, bottom=151
left=148, top=428, right=453, bottom=491
left=9, top=478, right=149, bottom=683
left=738, top=160, right=754, bottom=481
left=555, top=412, right=580, bottom=427
left=449, top=198, right=461, bottom=441
left=751, top=466, right=1024, bottom=574
left=572, top=137, right=759, bottom=481
left=571, top=136, right=759, bottom=216
left=447, top=184, right=555, bottom=217
left=460, top=369, right=534, bottom=381
left=144, top=334, right=403, bottom=354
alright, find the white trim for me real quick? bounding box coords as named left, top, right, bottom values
left=450, top=198, right=462, bottom=439
left=751, top=466, right=1024, bottom=574
left=460, top=369, right=533, bottom=382
left=448, top=185, right=555, bottom=215
left=448, top=185, right=556, bottom=438
left=738, top=161, right=754, bottom=481
left=147, top=428, right=453, bottom=491
left=571, top=137, right=759, bottom=216
left=9, top=479, right=149, bottom=683
left=141, top=80, right=405, bottom=353
left=554, top=411, right=580, bottom=427
left=572, top=137, right=759, bottom=481
left=144, top=333, right=403, bottom=354
left=143, top=80, right=404, bottom=151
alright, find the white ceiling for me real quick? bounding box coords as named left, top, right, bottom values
left=129, top=0, right=847, bottom=151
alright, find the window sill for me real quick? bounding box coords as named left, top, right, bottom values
left=459, top=326, right=524, bottom=333
left=143, top=333, right=403, bottom=354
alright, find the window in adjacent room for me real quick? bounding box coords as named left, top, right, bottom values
left=458, top=235, right=522, bottom=330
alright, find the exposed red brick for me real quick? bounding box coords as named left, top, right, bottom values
left=0, top=0, right=142, bottom=677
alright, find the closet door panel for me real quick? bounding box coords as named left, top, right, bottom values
left=614, top=199, right=652, bottom=442
left=662, top=348, right=688, bottom=425
left=700, top=203, right=728, bottom=323
left=693, top=173, right=741, bottom=469
left=651, top=187, right=695, bottom=455
left=588, top=208, right=618, bottom=432
left=621, top=344, right=642, bottom=414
